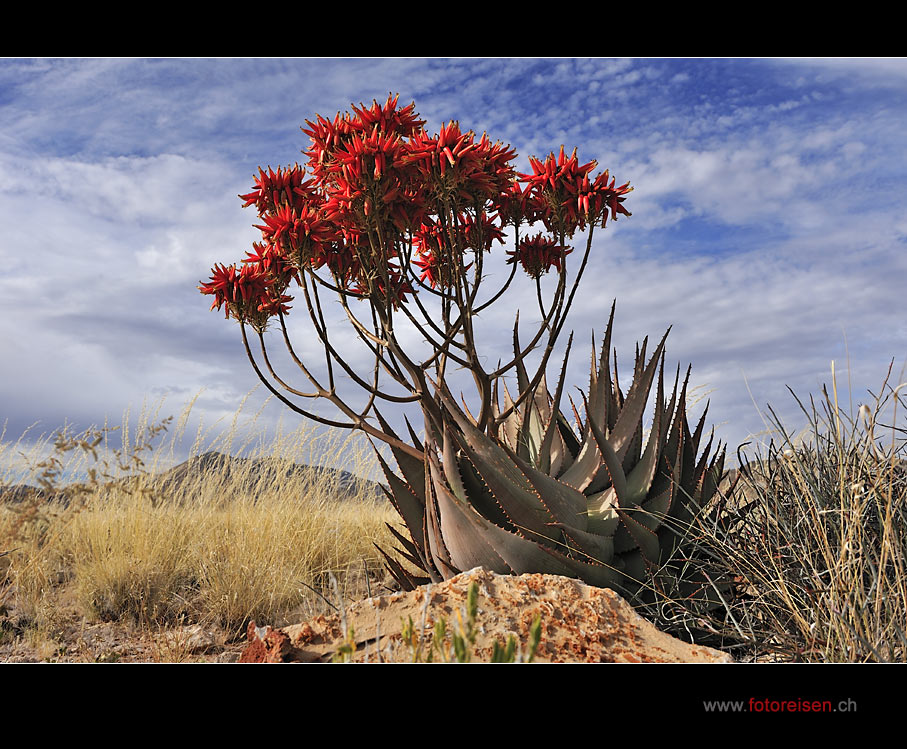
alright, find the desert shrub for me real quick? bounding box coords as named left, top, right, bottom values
left=644, top=367, right=907, bottom=662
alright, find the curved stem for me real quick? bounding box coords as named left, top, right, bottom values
left=258, top=329, right=322, bottom=398
left=242, top=322, right=424, bottom=460
left=493, top=224, right=597, bottom=426
left=473, top=222, right=520, bottom=314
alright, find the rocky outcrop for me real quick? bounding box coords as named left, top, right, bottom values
left=240, top=567, right=733, bottom=663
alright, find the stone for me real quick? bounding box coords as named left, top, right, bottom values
left=163, top=624, right=220, bottom=655
left=239, top=567, right=733, bottom=663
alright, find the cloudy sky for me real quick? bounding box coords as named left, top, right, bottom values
left=1, top=58, right=905, bottom=478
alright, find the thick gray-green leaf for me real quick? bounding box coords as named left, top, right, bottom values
left=374, top=449, right=425, bottom=552
left=428, top=450, right=514, bottom=575
left=607, top=329, right=668, bottom=459
left=436, top=386, right=561, bottom=543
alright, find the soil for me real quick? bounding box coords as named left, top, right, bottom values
left=0, top=562, right=389, bottom=664
left=1, top=584, right=247, bottom=663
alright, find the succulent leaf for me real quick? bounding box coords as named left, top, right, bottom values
left=457, top=454, right=516, bottom=532
left=550, top=522, right=615, bottom=564
left=429, top=449, right=582, bottom=578
left=424, top=473, right=459, bottom=580
left=505, top=443, right=589, bottom=533
left=441, top=426, right=470, bottom=504
left=374, top=449, right=425, bottom=552
left=436, top=384, right=562, bottom=544
left=639, top=487, right=673, bottom=531
left=557, top=422, right=604, bottom=493
left=615, top=507, right=661, bottom=566
left=428, top=450, right=514, bottom=574
left=378, top=309, right=729, bottom=603
left=555, top=411, right=581, bottom=460
left=536, top=333, right=573, bottom=476
left=607, top=330, right=668, bottom=460
left=624, top=359, right=665, bottom=505
left=375, top=410, right=426, bottom=504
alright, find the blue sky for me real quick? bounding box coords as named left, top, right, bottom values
left=1, top=58, right=905, bottom=476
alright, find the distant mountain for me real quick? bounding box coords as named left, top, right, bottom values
left=1, top=451, right=388, bottom=504
left=153, top=451, right=388, bottom=501
left=0, top=484, right=61, bottom=504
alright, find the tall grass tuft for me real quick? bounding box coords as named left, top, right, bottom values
left=648, top=363, right=907, bottom=662
left=1, top=393, right=400, bottom=642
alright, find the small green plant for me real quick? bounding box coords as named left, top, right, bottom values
left=491, top=615, right=542, bottom=664
left=332, top=626, right=357, bottom=663
left=398, top=581, right=541, bottom=663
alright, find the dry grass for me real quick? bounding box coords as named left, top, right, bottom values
left=0, top=394, right=401, bottom=652
left=645, top=363, right=907, bottom=662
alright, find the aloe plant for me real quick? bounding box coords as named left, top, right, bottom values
left=201, top=96, right=728, bottom=601
left=376, top=303, right=728, bottom=599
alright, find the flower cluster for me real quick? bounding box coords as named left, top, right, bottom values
left=239, top=164, right=316, bottom=215
left=198, top=262, right=292, bottom=330
left=506, top=233, right=572, bottom=280
left=404, top=122, right=517, bottom=206
left=303, top=95, right=428, bottom=236
left=348, top=265, right=414, bottom=310
left=201, top=95, right=631, bottom=323
left=519, top=146, right=633, bottom=236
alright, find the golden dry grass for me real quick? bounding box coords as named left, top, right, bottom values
left=0, top=394, right=401, bottom=648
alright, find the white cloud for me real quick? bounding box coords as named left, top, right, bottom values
left=1, top=58, right=905, bottom=470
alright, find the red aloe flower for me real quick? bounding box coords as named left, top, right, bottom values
left=465, top=132, right=518, bottom=200
left=254, top=200, right=337, bottom=262
left=242, top=242, right=299, bottom=290
left=301, top=96, right=422, bottom=187
left=349, top=93, right=425, bottom=138
left=311, top=242, right=361, bottom=286
left=233, top=263, right=273, bottom=305
left=412, top=220, right=446, bottom=258
left=461, top=210, right=506, bottom=253
left=325, top=126, right=416, bottom=231
left=412, top=251, right=442, bottom=289
left=519, top=146, right=600, bottom=235
left=494, top=179, right=539, bottom=228
left=239, top=164, right=314, bottom=215
left=199, top=263, right=279, bottom=327
left=412, top=247, right=472, bottom=290
left=199, top=263, right=240, bottom=317
left=403, top=123, right=516, bottom=204
left=208, top=97, right=632, bottom=331
left=522, top=146, right=596, bottom=193
left=349, top=266, right=413, bottom=309
left=506, top=233, right=572, bottom=279
left=301, top=112, right=358, bottom=180
left=404, top=121, right=469, bottom=177
left=592, top=170, right=634, bottom=226
left=412, top=219, right=478, bottom=289
left=256, top=291, right=294, bottom=317
left=242, top=241, right=277, bottom=272
left=387, top=183, right=429, bottom=232
left=565, top=169, right=635, bottom=230
left=334, top=127, right=403, bottom=183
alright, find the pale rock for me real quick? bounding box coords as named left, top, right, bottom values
left=240, top=567, right=733, bottom=663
